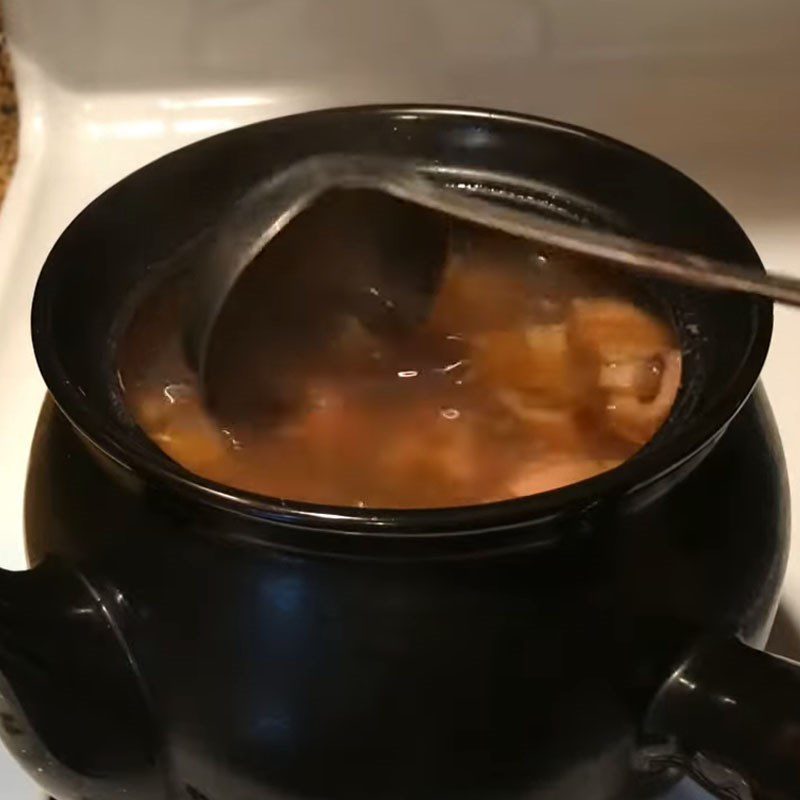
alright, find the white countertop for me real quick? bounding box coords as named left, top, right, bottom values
left=1, top=1, right=798, bottom=797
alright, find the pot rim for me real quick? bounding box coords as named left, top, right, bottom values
left=31, top=103, right=772, bottom=539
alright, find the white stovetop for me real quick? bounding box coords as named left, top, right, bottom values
left=1, top=1, right=799, bottom=797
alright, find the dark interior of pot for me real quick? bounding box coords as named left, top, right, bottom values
left=31, top=106, right=771, bottom=520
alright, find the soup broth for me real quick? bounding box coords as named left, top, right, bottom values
left=119, top=232, right=682, bottom=508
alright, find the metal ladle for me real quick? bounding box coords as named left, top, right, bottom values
left=183, top=154, right=800, bottom=417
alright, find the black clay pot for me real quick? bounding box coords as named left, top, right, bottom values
left=1, top=106, right=795, bottom=800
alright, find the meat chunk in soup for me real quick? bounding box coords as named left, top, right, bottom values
left=605, top=349, right=682, bottom=444
left=474, top=324, right=577, bottom=404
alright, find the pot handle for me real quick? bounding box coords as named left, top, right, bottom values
left=0, top=558, right=159, bottom=799
left=645, top=637, right=800, bottom=800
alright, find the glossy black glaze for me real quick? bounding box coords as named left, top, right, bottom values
left=3, top=106, right=796, bottom=800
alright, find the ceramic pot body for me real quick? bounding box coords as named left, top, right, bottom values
left=2, top=107, right=790, bottom=800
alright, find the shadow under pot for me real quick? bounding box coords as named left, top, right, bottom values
left=0, top=104, right=794, bottom=800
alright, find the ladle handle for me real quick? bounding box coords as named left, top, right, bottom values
left=185, top=152, right=797, bottom=380
left=253, top=154, right=800, bottom=307
left=646, top=637, right=800, bottom=799
left=385, top=170, right=800, bottom=308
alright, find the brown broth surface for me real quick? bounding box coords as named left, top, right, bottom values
left=118, top=238, right=682, bottom=508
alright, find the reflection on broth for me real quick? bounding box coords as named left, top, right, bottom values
left=118, top=232, right=682, bottom=508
